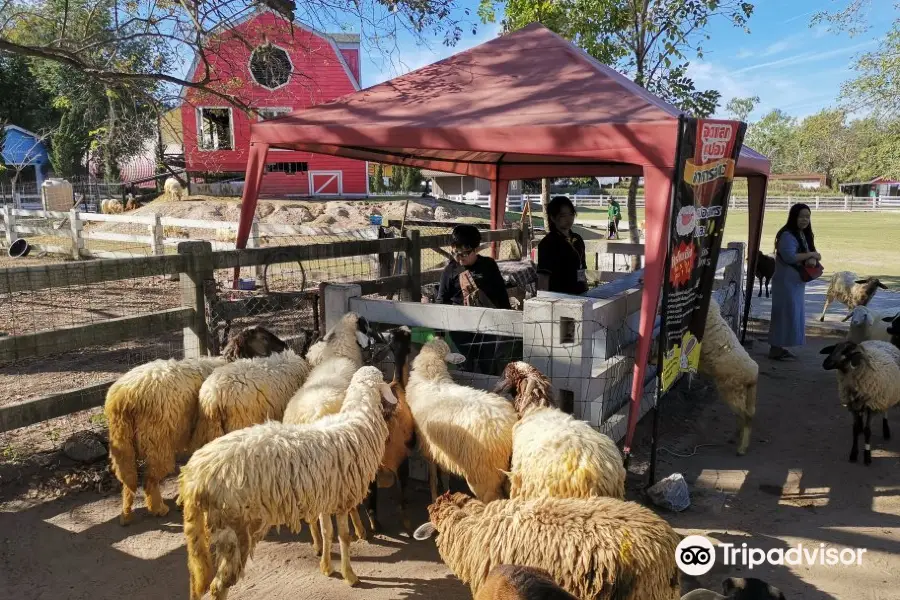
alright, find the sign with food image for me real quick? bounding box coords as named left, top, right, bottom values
left=659, top=117, right=747, bottom=393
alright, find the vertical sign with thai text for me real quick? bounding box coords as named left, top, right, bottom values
left=660, top=118, right=747, bottom=393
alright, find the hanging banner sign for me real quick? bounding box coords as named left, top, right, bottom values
left=659, top=118, right=747, bottom=393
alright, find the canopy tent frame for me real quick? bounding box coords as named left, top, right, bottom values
left=232, top=23, right=771, bottom=456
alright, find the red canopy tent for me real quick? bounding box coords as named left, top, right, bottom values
left=234, top=23, right=771, bottom=454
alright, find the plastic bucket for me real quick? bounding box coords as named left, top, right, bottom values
left=8, top=238, right=30, bottom=258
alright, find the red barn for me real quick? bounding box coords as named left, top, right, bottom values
left=180, top=10, right=367, bottom=197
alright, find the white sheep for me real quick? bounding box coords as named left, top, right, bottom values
left=105, top=357, right=226, bottom=525
left=413, top=492, right=682, bottom=600
left=820, top=271, right=888, bottom=321
left=189, top=350, right=311, bottom=449
left=179, top=366, right=397, bottom=598
left=282, top=312, right=381, bottom=544
left=821, top=340, right=900, bottom=465
left=406, top=338, right=518, bottom=502
left=843, top=306, right=894, bottom=344
left=164, top=176, right=184, bottom=201
left=698, top=298, right=758, bottom=455
left=494, top=362, right=625, bottom=500
left=100, top=198, right=124, bottom=214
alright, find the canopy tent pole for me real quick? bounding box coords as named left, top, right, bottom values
left=233, top=142, right=270, bottom=287
left=622, top=164, right=673, bottom=457
left=741, top=175, right=769, bottom=343
left=489, top=179, right=509, bottom=259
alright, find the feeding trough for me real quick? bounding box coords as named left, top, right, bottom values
left=8, top=238, right=30, bottom=258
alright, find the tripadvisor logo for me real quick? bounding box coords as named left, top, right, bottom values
left=676, top=535, right=867, bottom=576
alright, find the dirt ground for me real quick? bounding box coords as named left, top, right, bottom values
left=1, top=332, right=897, bottom=599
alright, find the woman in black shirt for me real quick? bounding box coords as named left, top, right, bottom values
left=537, top=196, right=588, bottom=295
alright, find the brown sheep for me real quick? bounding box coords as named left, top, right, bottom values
left=221, top=325, right=289, bottom=361
left=820, top=272, right=888, bottom=321
left=476, top=565, right=578, bottom=600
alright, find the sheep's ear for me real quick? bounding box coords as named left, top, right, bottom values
left=445, top=352, right=466, bottom=365
left=356, top=330, right=372, bottom=348
left=493, top=376, right=512, bottom=394
left=855, top=279, right=868, bottom=285
left=877, top=281, right=888, bottom=289
left=379, top=383, right=398, bottom=405
left=413, top=522, right=437, bottom=541
left=820, top=345, right=836, bottom=355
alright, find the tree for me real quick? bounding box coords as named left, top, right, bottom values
left=402, top=167, right=423, bottom=192
left=744, top=109, right=798, bottom=174
left=1, top=0, right=483, bottom=110
left=793, top=109, right=851, bottom=187
left=372, top=164, right=386, bottom=194
left=50, top=111, right=90, bottom=178
left=726, top=96, right=760, bottom=122
left=492, top=0, right=754, bottom=268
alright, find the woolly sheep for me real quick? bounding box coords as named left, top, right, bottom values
left=406, top=338, right=518, bottom=502
left=820, top=271, right=888, bottom=321
left=475, top=565, right=578, bottom=600
left=164, top=176, right=184, bottom=201
left=494, top=362, right=625, bottom=500
left=821, top=340, right=900, bottom=465
left=282, top=312, right=382, bottom=543
left=413, top=492, right=681, bottom=600
left=699, top=298, right=758, bottom=455
left=100, top=198, right=124, bottom=214
left=105, top=357, right=226, bottom=526
left=366, top=326, right=416, bottom=534
left=681, top=578, right=786, bottom=600
left=179, top=366, right=397, bottom=598
left=189, top=349, right=312, bottom=449
left=843, top=306, right=894, bottom=344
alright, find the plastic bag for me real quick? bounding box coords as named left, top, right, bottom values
left=647, top=473, right=691, bottom=512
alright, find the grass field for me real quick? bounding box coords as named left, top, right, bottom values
left=573, top=207, right=900, bottom=287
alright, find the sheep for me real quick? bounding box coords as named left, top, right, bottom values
left=753, top=251, right=775, bottom=298
left=100, top=198, right=124, bottom=214
left=165, top=176, right=184, bottom=201
left=105, top=356, right=226, bottom=526
left=178, top=366, right=398, bottom=598
left=494, top=362, right=625, bottom=500
left=681, top=578, right=786, bottom=600
left=221, top=325, right=288, bottom=362
left=821, top=340, right=900, bottom=465
left=189, top=349, right=312, bottom=449
left=413, top=492, right=682, bottom=600
left=475, top=565, right=578, bottom=600
left=820, top=271, right=888, bottom=321
left=406, top=337, right=518, bottom=502
left=882, top=312, right=900, bottom=349
left=366, top=325, right=416, bottom=534
left=843, top=306, right=894, bottom=344
left=282, top=312, right=382, bottom=543
left=698, top=298, right=758, bottom=455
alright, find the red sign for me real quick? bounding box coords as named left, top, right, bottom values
left=669, top=241, right=695, bottom=287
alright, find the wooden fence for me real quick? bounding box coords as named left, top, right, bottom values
left=0, top=228, right=523, bottom=433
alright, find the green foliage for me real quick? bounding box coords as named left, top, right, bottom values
left=50, top=111, right=90, bottom=177
left=745, top=109, right=799, bottom=174
left=372, top=164, right=387, bottom=194
left=726, top=96, right=760, bottom=122
left=842, top=22, right=900, bottom=116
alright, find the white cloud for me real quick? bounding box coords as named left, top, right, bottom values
left=734, top=40, right=877, bottom=74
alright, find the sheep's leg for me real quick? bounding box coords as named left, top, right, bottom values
left=398, top=459, right=412, bottom=534
left=882, top=413, right=891, bottom=440
left=736, top=384, right=756, bottom=456
left=350, top=507, right=367, bottom=541
left=365, top=481, right=381, bottom=533
left=120, top=485, right=136, bottom=526
left=307, top=516, right=323, bottom=556
left=765, top=278, right=770, bottom=298
left=757, top=276, right=762, bottom=298
left=319, top=514, right=334, bottom=577
left=849, top=411, right=862, bottom=463
left=209, top=528, right=241, bottom=600
left=143, top=478, right=169, bottom=517
left=864, top=409, right=874, bottom=465
left=336, top=512, right=359, bottom=586
left=429, top=461, right=440, bottom=501
left=820, top=296, right=832, bottom=322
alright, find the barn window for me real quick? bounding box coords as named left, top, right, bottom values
left=197, top=108, right=233, bottom=151
left=257, top=107, right=292, bottom=121
left=250, top=45, right=292, bottom=90
left=265, top=162, right=308, bottom=175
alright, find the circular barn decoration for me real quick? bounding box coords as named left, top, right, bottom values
left=249, top=44, right=292, bottom=90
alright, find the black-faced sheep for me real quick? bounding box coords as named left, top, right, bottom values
left=821, top=340, right=900, bottom=464
left=699, top=299, right=758, bottom=455
left=475, top=565, right=578, bottom=600
left=883, top=312, right=900, bottom=349
left=754, top=251, right=775, bottom=298
left=494, top=362, right=625, bottom=500
left=406, top=338, right=518, bottom=502
left=681, top=577, right=786, bottom=600
left=179, top=366, right=398, bottom=598
left=413, top=492, right=681, bottom=600
left=820, top=272, right=888, bottom=321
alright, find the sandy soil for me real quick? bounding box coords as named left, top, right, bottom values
left=1, top=333, right=897, bottom=599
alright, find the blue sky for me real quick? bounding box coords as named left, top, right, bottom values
left=359, top=0, right=894, bottom=122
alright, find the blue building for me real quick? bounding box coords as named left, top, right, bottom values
left=1, top=125, right=51, bottom=189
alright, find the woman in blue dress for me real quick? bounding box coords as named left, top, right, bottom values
left=768, top=203, right=821, bottom=359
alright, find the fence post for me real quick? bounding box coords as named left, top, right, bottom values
left=149, top=213, right=164, bottom=256
left=844, top=196, right=849, bottom=211
left=725, top=241, right=745, bottom=334
left=406, top=229, right=422, bottom=302
left=873, top=196, right=878, bottom=211
left=69, top=208, right=83, bottom=260
left=815, top=196, right=820, bottom=210
left=179, top=241, right=213, bottom=358
left=2, top=206, right=15, bottom=245
left=248, top=219, right=263, bottom=284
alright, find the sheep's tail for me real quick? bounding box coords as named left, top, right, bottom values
left=182, top=490, right=213, bottom=600
left=105, top=390, right=138, bottom=495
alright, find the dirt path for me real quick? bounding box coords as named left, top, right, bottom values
left=1, top=334, right=897, bottom=599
